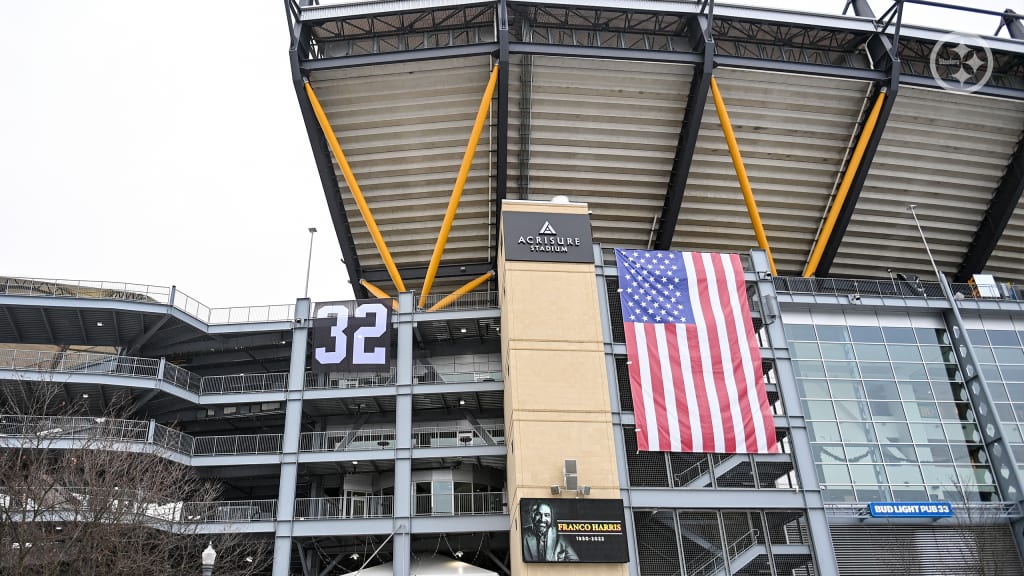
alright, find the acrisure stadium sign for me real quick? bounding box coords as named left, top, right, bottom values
left=503, top=211, right=594, bottom=263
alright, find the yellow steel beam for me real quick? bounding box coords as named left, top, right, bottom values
left=305, top=82, right=407, bottom=293
left=710, top=76, right=778, bottom=276
left=427, top=271, right=495, bottom=312
left=418, top=65, right=500, bottom=308
left=358, top=279, right=399, bottom=311
left=803, top=90, right=888, bottom=278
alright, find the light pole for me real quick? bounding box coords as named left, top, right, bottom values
left=304, top=227, right=318, bottom=298
left=201, top=541, right=216, bottom=576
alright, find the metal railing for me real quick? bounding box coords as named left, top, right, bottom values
left=304, top=368, right=397, bottom=390
left=180, top=499, right=278, bottom=523
left=0, top=276, right=295, bottom=324
left=0, top=415, right=148, bottom=442
left=689, top=528, right=760, bottom=576
left=299, top=429, right=397, bottom=452
left=0, top=347, right=288, bottom=396
left=421, top=290, right=499, bottom=311
left=413, top=492, right=504, bottom=516
left=774, top=276, right=1024, bottom=303
left=0, top=348, right=161, bottom=377
left=411, top=424, right=505, bottom=448
left=192, top=434, right=283, bottom=456
left=294, top=496, right=394, bottom=519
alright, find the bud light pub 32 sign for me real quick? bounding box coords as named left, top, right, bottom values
left=312, top=299, right=392, bottom=373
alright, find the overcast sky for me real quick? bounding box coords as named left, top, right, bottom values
left=1, top=0, right=1020, bottom=309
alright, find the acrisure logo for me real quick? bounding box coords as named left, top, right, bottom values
left=538, top=221, right=557, bottom=235
left=929, top=32, right=993, bottom=94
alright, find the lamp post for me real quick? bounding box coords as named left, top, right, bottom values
left=304, top=227, right=318, bottom=298
left=201, top=541, right=216, bottom=576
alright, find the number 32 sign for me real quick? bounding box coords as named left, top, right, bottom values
left=312, top=299, right=393, bottom=373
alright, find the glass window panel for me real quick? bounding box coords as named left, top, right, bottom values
left=881, top=444, right=917, bottom=463
left=819, top=342, right=855, bottom=360
left=973, top=346, right=995, bottom=363
left=1013, top=404, right=1024, bottom=422
left=910, top=423, right=946, bottom=443
left=988, top=383, right=1009, bottom=402
left=860, top=362, right=895, bottom=379
left=825, top=361, right=860, bottom=378
left=882, top=327, right=917, bottom=344
left=864, top=380, right=900, bottom=400
left=840, top=421, right=876, bottom=442
left=926, top=362, right=960, bottom=381
left=982, top=364, right=1003, bottom=381
left=906, top=401, right=939, bottom=420
left=988, top=330, right=1021, bottom=347
left=812, top=444, right=846, bottom=463
left=792, top=360, right=825, bottom=378
left=994, top=347, right=1024, bottom=364
left=900, top=381, right=935, bottom=401
left=804, top=400, right=836, bottom=420
left=874, top=422, right=912, bottom=443
left=849, top=464, right=887, bottom=483
left=819, top=464, right=852, bottom=484
left=921, top=464, right=959, bottom=485
left=887, top=465, right=924, bottom=484
left=932, top=381, right=960, bottom=402
left=1012, top=444, right=1024, bottom=461
left=854, top=485, right=892, bottom=502
left=893, top=362, right=928, bottom=380
left=997, top=403, right=1016, bottom=421
left=936, top=402, right=964, bottom=421
left=915, top=328, right=948, bottom=345
left=945, top=423, right=981, bottom=443
left=834, top=400, right=870, bottom=420
left=1006, top=383, right=1024, bottom=402
left=784, top=324, right=817, bottom=341
left=829, top=380, right=865, bottom=399
left=917, top=445, right=953, bottom=463
left=816, top=325, right=850, bottom=342
left=891, top=485, right=929, bottom=501
left=1001, top=365, right=1024, bottom=382
left=967, top=329, right=989, bottom=345
left=949, top=444, right=980, bottom=462
left=870, top=401, right=906, bottom=421
left=790, top=341, right=821, bottom=358
left=797, top=379, right=830, bottom=398
left=807, top=421, right=841, bottom=442
left=854, top=343, right=889, bottom=361
left=887, top=345, right=923, bottom=362
left=845, top=444, right=882, bottom=464
left=821, top=486, right=856, bottom=502
left=1005, top=426, right=1024, bottom=443
left=918, top=345, right=947, bottom=363
left=849, top=325, right=883, bottom=342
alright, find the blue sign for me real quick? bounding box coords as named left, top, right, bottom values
left=868, top=502, right=953, bottom=518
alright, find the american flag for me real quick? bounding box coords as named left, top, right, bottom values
left=615, top=249, right=777, bottom=454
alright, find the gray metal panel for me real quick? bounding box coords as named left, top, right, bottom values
left=674, top=68, right=869, bottom=275
left=830, top=86, right=1024, bottom=284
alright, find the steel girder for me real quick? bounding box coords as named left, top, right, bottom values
left=813, top=0, right=900, bottom=278
left=654, top=13, right=712, bottom=250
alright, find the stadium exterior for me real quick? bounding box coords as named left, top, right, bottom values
left=4, top=0, right=1024, bottom=575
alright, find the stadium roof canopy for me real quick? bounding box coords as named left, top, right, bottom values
left=286, top=0, right=1024, bottom=299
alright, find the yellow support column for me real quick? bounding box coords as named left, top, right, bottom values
left=803, top=89, right=887, bottom=277
left=426, top=271, right=495, bottom=312
left=305, top=82, right=407, bottom=293
left=710, top=76, right=778, bottom=276
left=419, top=65, right=500, bottom=308
left=358, top=279, right=399, bottom=311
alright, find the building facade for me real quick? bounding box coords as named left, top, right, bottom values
left=5, top=0, right=1024, bottom=574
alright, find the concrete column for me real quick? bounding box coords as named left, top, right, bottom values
left=392, top=291, right=415, bottom=575
left=500, top=200, right=626, bottom=576
left=273, top=298, right=312, bottom=576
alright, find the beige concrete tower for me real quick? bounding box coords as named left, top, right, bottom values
left=499, top=200, right=627, bottom=575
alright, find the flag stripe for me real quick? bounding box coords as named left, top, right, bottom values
left=616, top=248, right=778, bottom=455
